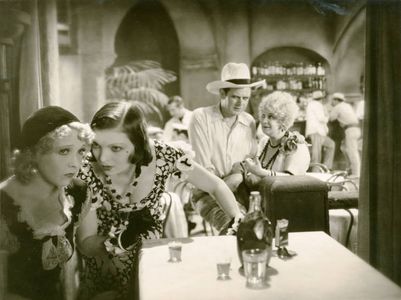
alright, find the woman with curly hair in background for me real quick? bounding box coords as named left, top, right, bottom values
left=232, top=91, right=310, bottom=188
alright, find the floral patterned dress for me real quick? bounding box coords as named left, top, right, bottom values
left=77, top=140, right=193, bottom=300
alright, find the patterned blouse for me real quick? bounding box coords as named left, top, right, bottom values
left=77, top=140, right=193, bottom=300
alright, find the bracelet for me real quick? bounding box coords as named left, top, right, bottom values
left=103, top=226, right=128, bottom=255
left=226, top=215, right=244, bottom=236
left=117, top=230, right=128, bottom=252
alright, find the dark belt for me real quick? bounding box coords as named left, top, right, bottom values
left=344, top=124, right=359, bottom=130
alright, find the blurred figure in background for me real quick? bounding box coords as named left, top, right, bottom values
left=329, top=92, right=361, bottom=177
left=147, top=125, right=164, bottom=141
left=306, top=90, right=335, bottom=171
left=163, top=95, right=193, bottom=141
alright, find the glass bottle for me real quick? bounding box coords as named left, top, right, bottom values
left=236, top=191, right=274, bottom=269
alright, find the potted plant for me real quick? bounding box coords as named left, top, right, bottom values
left=105, top=60, right=177, bottom=125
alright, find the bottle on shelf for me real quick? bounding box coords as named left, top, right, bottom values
left=236, top=191, right=274, bottom=270
left=252, top=65, right=258, bottom=78
left=297, top=62, right=304, bottom=75
left=317, top=62, right=325, bottom=76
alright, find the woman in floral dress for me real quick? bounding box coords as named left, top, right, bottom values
left=0, top=106, right=93, bottom=300
left=233, top=91, right=310, bottom=186
left=76, top=101, right=242, bottom=300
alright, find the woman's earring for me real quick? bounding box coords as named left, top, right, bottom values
left=30, top=167, right=38, bottom=175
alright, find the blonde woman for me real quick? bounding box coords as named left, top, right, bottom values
left=0, top=106, right=93, bottom=300
left=238, top=91, right=310, bottom=185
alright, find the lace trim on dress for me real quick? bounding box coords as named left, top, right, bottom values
left=5, top=186, right=75, bottom=270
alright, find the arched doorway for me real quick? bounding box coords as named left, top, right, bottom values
left=113, top=0, right=180, bottom=96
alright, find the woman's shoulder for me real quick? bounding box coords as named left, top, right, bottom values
left=153, top=139, right=186, bottom=159
left=0, top=178, right=21, bottom=212
left=280, top=131, right=309, bottom=156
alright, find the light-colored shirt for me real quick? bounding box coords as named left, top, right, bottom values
left=163, top=109, right=193, bottom=141
left=329, top=101, right=359, bottom=127
left=305, top=100, right=329, bottom=136
left=189, top=104, right=257, bottom=178
left=355, top=100, right=365, bottom=121
left=258, top=135, right=311, bottom=175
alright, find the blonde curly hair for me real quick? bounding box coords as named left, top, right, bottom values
left=258, top=91, right=299, bottom=131
left=13, top=122, right=94, bottom=183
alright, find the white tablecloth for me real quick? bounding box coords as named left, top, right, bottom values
left=329, top=208, right=358, bottom=252
left=139, top=232, right=401, bottom=300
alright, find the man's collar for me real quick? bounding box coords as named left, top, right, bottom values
left=211, top=103, right=252, bottom=126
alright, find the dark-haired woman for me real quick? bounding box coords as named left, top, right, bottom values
left=0, top=106, right=93, bottom=300
left=76, top=101, right=242, bottom=300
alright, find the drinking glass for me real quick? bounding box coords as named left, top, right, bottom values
left=242, top=248, right=268, bottom=289
left=216, top=256, right=231, bottom=280
left=168, top=241, right=182, bottom=263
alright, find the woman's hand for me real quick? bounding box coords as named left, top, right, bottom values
left=244, top=157, right=264, bottom=176
left=244, top=157, right=275, bottom=178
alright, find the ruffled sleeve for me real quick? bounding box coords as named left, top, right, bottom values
left=283, top=143, right=311, bottom=175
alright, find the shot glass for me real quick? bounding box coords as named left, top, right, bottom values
left=242, top=248, right=268, bottom=289
left=216, top=256, right=232, bottom=280
left=168, top=241, right=182, bottom=263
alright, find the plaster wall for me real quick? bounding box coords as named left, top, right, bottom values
left=250, top=2, right=333, bottom=66
left=332, top=7, right=366, bottom=97
left=57, top=0, right=365, bottom=119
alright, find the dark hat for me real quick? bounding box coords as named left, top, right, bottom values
left=19, top=106, right=80, bottom=149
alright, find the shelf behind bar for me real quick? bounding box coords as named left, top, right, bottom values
left=253, top=74, right=326, bottom=80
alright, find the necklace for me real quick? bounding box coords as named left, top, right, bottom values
left=259, top=140, right=280, bottom=170
left=268, top=140, right=280, bottom=148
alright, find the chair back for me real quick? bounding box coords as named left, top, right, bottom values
left=259, top=175, right=329, bottom=233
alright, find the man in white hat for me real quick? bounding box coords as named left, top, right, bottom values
left=188, top=62, right=265, bottom=231
left=306, top=90, right=335, bottom=171
left=329, top=92, right=361, bottom=176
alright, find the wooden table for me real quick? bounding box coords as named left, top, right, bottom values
left=139, top=232, right=401, bottom=300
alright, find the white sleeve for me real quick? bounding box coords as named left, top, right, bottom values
left=188, top=110, right=215, bottom=173
left=283, top=143, right=311, bottom=175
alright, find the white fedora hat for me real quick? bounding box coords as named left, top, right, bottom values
left=332, top=92, right=346, bottom=101
left=312, top=90, right=324, bottom=100
left=206, top=62, right=266, bottom=95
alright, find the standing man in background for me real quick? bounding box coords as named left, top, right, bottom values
left=330, top=92, right=361, bottom=177
left=188, top=62, right=265, bottom=231
left=163, top=95, right=193, bottom=141
left=306, top=90, right=335, bottom=171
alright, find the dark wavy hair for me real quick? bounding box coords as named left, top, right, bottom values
left=90, top=101, right=152, bottom=177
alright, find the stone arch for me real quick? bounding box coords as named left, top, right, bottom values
left=109, top=0, right=219, bottom=109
